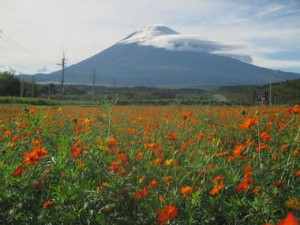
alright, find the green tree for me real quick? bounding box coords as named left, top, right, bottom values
left=0, top=71, right=20, bottom=96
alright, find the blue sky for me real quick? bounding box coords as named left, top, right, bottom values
left=0, top=0, right=300, bottom=75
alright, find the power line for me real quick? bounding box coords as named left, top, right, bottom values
left=0, top=29, right=55, bottom=64
left=0, top=29, right=100, bottom=76
left=0, top=29, right=58, bottom=74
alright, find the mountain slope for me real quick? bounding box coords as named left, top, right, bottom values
left=21, top=25, right=300, bottom=87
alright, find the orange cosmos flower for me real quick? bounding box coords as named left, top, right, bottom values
left=135, top=152, right=144, bottom=161
left=119, top=153, right=129, bottom=165
left=181, top=186, right=193, bottom=198
left=147, top=179, right=159, bottom=189
left=295, top=171, right=300, bottom=177
left=32, top=139, right=42, bottom=147
left=236, top=177, right=254, bottom=192
left=253, top=186, right=260, bottom=195
left=12, top=166, right=25, bottom=177
left=164, top=176, right=172, bottom=185
left=210, top=185, right=224, bottom=196
left=233, top=144, right=245, bottom=157
left=196, top=132, right=205, bottom=140
left=4, top=130, right=12, bottom=138
left=210, top=175, right=224, bottom=196
left=70, top=139, right=85, bottom=157
left=166, top=133, right=178, bottom=141
left=33, top=147, right=47, bottom=159
left=24, top=151, right=39, bottom=166
left=157, top=203, right=178, bottom=225
left=260, top=132, right=272, bottom=142
left=213, top=175, right=224, bottom=184
left=29, top=108, right=37, bottom=114
left=293, top=104, right=300, bottom=115
left=277, top=212, right=299, bottom=225
left=43, top=200, right=53, bottom=208
left=280, top=144, right=289, bottom=152
left=108, top=136, right=118, bottom=148
left=154, top=158, right=163, bottom=166
left=144, top=143, right=157, bottom=149
left=134, top=187, right=148, bottom=200
left=180, top=142, right=188, bottom=152
left=181, top=111, right=192, bottom=120
left=239, top=118, right=258, bottom=130
left=243, top=165, right=252, bottom=176
left=159, top=196, right=166, bottom=203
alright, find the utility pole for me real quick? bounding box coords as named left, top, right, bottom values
left=269, top=80, right=272, bottom=105
left=92, top=69, right=96, bottom=101
left=31, top=75, right=34, bottom=98
left=48, top=83, right=51, bottom=99
left=20, top=79, right=24, bottom=97
left=57, top=52, right=66, bottom=101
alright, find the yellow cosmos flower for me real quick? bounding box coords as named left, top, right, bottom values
left=286, top=198, right=300, bottom=211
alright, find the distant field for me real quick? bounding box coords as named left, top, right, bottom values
left=0, top=105, right=299, bottom=224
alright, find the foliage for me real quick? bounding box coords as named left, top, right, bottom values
left=0, top=97, right=60, bottom=105
left=0, top=71, right=20, bottom=96
left=0, top=104, right=299, bottom=224
left=217, top=79, right=300, bottom=105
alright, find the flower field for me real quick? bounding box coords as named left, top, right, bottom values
left=0, top=104, right=299, bottom=224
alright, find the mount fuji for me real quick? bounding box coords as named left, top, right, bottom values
left=23, top=25, right=300, bottom=87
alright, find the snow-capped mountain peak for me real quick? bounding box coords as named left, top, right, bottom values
left=119, top=24, right=179, bottom=44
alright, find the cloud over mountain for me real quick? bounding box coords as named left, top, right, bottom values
left=119, top=25, right=252, bottom=63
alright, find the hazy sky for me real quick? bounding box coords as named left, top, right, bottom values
left=1, top=0, right=300, bottom=75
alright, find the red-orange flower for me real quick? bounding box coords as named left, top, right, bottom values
left=135, top=152, right=144, bottom=161
left=280, top=144, right=289, bottom=152
left=260, top=132, right=272, bottom=142
left=277, top=212, right=299, bottom=225
left=210, top=175, right=224, bottom=196
left=24, top=151, right=39, bottom=166
left=233, top=144, right=245, bottom=157
left=119, top=153, right=129, bottom=165
left=181, top=111, right=192, bottom=120
left=134, top=187, right=148, bottom=200
left=293, top=104, right=300, bottom=115
left=181, top=186, right=193, bottom=198
left=43, top=200, right=53, bottom=208
left=157, top=203, right=178, bottom=225
left=32, top=139, right=42, bottom=147
left=166, top=133, right=178, bottom=141
left=253, top=186, right=260, bottom=195
left=164, top=176, right=172, bottom=185
left=180, top=142, right=188, bottom=152
left=108, top=136, right=118, bottom=148
left=29, top=108, right=37, bottom=114
left=296, top=171, right=300, bottom=177
left=35, top=178, right=43, bottom=189
left=154, top=158, right=163, bottom=166
left=147, top=179, right=159, bottom=189
left=34, top=147, right=47, bottom=159
left=12, top=166, right=25, bottom=177
left=239, top=118, right=258, bottom=130
left=70, top=139, right=85, bottom=157
left=236, top=177, right=254, bottom=192
left=274, top=180, right=285, bottom=190
left=4, top=130, right=12, bottom=138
